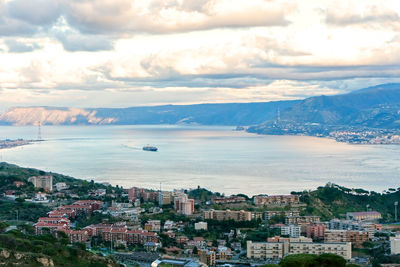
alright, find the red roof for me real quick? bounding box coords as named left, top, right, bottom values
left=62, top=204, right=91, bottom=208
left=35, top=222, right=68, bottom=228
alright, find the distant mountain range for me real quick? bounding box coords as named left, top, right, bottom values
left=0, top=83, right=399, bottom=132
left=0, top=101, right=297, bottom=126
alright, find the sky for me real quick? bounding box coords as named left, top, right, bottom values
left=1, top=0, right=400, bottom=109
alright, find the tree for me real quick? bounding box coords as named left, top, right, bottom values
left=192, top=246, right=198, bottom=255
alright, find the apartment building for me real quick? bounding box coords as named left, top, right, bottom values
left=264, top=210, right=300, bottom=220
left=158, top=191, right=172, bottom=206
left=306, top=224, right=326, bottom=240
left=64, top=230, right=89, bottom=243
left=246, top=241, right=285, bottom=260
left=203, top=209, right=252, bottom=221
left=247, top=240, right=352, bottom=260
left=254, top=195, right=300, bottom=206
left=174, top=194, right=195, bottom=215
left=28, top=175, right=53, bottom=192
left=199, top=250, right=216, bottom=266
left=281, top=225, right=301, bottom=238
left=324, top=229, right=369, bottom=248
left=212, top=196, right=246, bottom=204
left=286, top=216, right=320, bottom=225
left=145, top=220, right=161, bottom=232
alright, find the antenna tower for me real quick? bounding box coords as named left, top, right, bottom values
left=277, top=107, right=281, bottom=122
left=37, top=121, right=42, bottom=141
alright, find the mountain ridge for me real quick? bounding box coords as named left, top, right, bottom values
left=0, top=101, right=298, bottom=126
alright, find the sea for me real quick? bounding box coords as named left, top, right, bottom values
left=0, top=125, right=399, bottom=196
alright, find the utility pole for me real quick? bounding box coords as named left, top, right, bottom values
left=395, top=201, right=398, bottom=222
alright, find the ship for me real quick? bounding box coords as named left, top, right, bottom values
left=143, top=145, right=158, bottom=152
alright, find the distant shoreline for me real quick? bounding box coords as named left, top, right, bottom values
left=0, top=139, right=40, bottom=150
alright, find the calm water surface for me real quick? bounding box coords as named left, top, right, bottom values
left=0, top=125, right=399, bottom=195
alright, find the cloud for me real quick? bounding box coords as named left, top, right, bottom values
left=54, top=30, right=114, bottom=52
left=5, top=39, right=41, bottom=52
left=62, top=0, right=293, bottom=34
left=7, top=0, right=62, bottom=26
left=325, top=2, right=400, bottom=27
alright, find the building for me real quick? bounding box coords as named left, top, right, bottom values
left=346, top=211, right=382, bottom=221
left=281, top=225, right=301, bottom=238
left=195, top=222, right=208, bottom=231
left=329, top=219, right=363, bottom=231
left=203, top=209, right=252, bottom=221
left=247, top=241, right=285, bottom=259
left=145, top=220, right=161, bottom=232
left=285, top=216, right=320, bottom=225
left=306, top=224, right=326, bottom=241
left=324, top=229, right=369, bottom=248
left=267, top=236, right=312, bottom=243
left=247, top=240, right=351, bottom=260
left=28, top=175, right=53, bottom=192
left=199, top=250, right=216, bottom=266
left=174, top=194, right=195, bottom=216
left=212, top=196, right=246, bottom=204
left=158, top=191, right=172, bottom=206
left=63, top=229, right=89, bottom=243
left=38, top=217, right=70, bottom=227
left=73, top=200, right=103, bottom=211
left=55, top=182, right=68, bottom=191
left=254, top=195, right=300, bottom=206
left=264, top=210, right=300, bottom=220
left=13, top=181, right=24, bottom=188
left=390, top=235, right=400, bottom=255
left=90, top=222, right=159, bottom=245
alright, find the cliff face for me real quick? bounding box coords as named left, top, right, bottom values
left=0, top=107, right=117, bottom=126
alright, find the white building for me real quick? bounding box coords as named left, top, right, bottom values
left=195, top=222, right=208, bottom=231
left=247, top=240, right=351, bottom=260
left=390, top=234, right=400, bottom=255
left=281, top=225, right=301, bottom=238
left=55, top=182, right=68, bottom=191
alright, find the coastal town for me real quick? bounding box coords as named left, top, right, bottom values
left=1, top=166, right=399, bottom=267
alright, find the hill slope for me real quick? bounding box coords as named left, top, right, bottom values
left=279, top=83, right=400, bottom=128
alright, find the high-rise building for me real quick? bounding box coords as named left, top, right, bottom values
left=174, top=194, right=194, bottom=215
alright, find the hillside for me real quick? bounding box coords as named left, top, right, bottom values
left=299, top=183, right=400, bottom=221
left=0, top=229, right=119, bottom=267
left=0, top=101, right=297, bottom=126
left=272, top=83, right=400, bottom=128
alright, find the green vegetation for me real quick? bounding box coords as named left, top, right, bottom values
left=300, top=183, right=400, bottom=220
left=0, top=227, right=120, bottom=266
left=0, top=199, right=51, bottom=222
